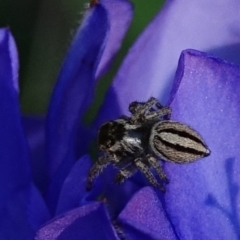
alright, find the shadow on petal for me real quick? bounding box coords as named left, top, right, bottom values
left=205, top=158, right=240, bottom=239
left=208, top=43, right=240, bottom=67
left=118, top=187, right=177, bottom=240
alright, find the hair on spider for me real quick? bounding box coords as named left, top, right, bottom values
left=87, top=97, right=210, bottom=192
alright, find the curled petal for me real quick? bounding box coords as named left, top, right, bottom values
left=47, top=5, right=108, bottom=177
left=6, top=29, right=19, bottom=92
left=0, top=29, right=49, bottom=239
left=95, top=0, right=133, bottom=79
left=0, top=28, right=30, bottom=194
left=165, top=49, right=240, bottom=239
left=36, top=203, right=118, bottom=240
left=46, top=5, right=109, bottom=211
left=56, top=155, right=91, bottom=215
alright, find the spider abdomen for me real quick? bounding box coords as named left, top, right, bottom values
left=150, top=120, right=210, bottom=163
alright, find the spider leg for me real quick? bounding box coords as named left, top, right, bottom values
left=134, top=158, right=166, bottom=193
left=119, top=115, right=130, bottom=121
left=129, top=97, right=171, bottom=123
left=146, top=154, right=169, bottom=183
left=155, top=101, right=163, bottom=109
left=129, top=97, right=158, bottom=115
left=115, top=164, right=137, bottom=183
left=129, top=98, right=160, bottom=124
left=144, top=107, right=172, bottom=121
left=86, top=155, right=111, bottom=191
left=149, top=98, right=171, bottom=120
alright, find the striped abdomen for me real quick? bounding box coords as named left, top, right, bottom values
left=149, top=120, right=210, bottom=163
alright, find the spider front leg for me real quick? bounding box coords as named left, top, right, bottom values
left=150, top=98, right=171, bottom=120
left=144, top=107, right=172, bottom=121
left=134, top=157, right=166, bottom=193
left=87, top=155, right=113, bottom=190
left=129, top=97, right=171, bottom=123
left=119, top=115, right=130, bottom=121
left=115, top=164, right=137, bottom=183
left=146, top=154, right=169, bottom=183
left=129, top=97, right=159, bottom=115
left=129, top=97, right=159, bottom=124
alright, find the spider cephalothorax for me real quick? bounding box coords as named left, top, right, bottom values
left=87, top=97, right=210, bottom=192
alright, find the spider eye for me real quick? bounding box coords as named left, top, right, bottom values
left=99, top=139, right=114, bottom=152
left=98, top=120, right=125, bottom=149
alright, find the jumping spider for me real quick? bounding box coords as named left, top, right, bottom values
left=87, top=97, right=210, bottom=192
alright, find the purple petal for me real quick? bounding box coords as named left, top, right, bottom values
left=95, top=0, right=240, bottom=125
left=118, top=187, right=177, bottom=240
left=46, top=5, right=108, bottom=211
left=95, top=0, right=133, bottom=79
left=7, top=30, right=19, bottom=92
left=35, top=202, right=118, bottom=240
left=0, top=27, right=30, bottom=203
left=0, top=184, right=50, bottom=239
left=46, top=0, right=133, bottom=186
left=93, top=165, right=141, bottom=218
left=0, top=28, right=49, bottom=238
left=165, top=49, right=240, bottom=239
left=22, top=115, right=47, bottom=193
left=56, top=155, right=91, bottom=215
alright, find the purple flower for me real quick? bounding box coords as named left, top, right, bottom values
left=1, top=0, right=240, bottom=239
